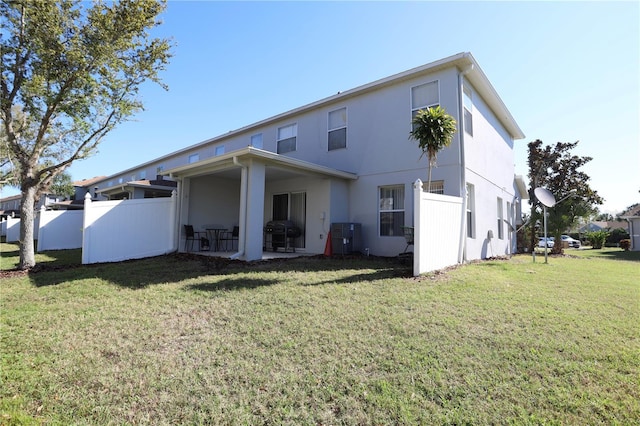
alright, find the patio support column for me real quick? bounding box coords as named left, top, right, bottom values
left=244, top=159, right=266, bottom=261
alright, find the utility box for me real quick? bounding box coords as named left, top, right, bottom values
left=331, top=223, right=362, bottom=255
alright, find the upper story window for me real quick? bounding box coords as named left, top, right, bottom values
left=139, top=170, right=146, bottom=180
left=277, top=123, right=297, bottom=154
left=156, top=165, right=164, bottom=173
left=328, top=107, right=347, bottom=151
left=188, top=153, right=199, bottom=164
left=463, top=85, right=473, bottom=136
left=411, top=81, right=439, bottom=124
left=215, top=145, right=225, bottom=156
left=251, top=133, right=263, bottom=149
left=118, top=177, right=124, bottom=184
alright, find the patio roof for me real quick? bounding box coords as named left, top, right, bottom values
left=161, top=146, right=358, bottom=181
left=97, top=178, right=177, bottom=198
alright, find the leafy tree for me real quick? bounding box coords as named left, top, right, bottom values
left=49, top=171, right=74, bottom=200
left=409, top=106, right=457, bottom=192
left=594, top=212, right=614, bottom=221
left=527, top=140, right=603, bottom=254
left=1, top=0, right=172, bottom=269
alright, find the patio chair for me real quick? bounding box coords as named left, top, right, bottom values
left=402, top=226, right=414, bottom=253
left=218, top=226, right=239, bottom=251
left=184, top=224, right=207, bottom=252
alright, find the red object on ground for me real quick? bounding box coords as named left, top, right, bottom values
left=324, top=231, right=332, bottom=256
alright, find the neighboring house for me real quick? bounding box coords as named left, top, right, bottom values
left=87, top=52, right=525, bottom=261
left=620, top=203, right=640, bottom=251
left=0, top=192, right=63, bottom=218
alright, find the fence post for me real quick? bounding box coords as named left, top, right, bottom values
left=170, top=190, right=178, bottom=252
left=81, top=192, right=92, bottom=264
left=413, top=179, right=423, bottom=277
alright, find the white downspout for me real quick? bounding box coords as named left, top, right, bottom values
left=457, top=64, right=473, bottom=264
left=231, top=156, right=247, bottom=259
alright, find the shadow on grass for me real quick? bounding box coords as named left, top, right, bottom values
left=578, top=248, right=640, bottom=262
left=186, top=276, right=281, bottom=292
left=19, top=252, right=412, bottom=290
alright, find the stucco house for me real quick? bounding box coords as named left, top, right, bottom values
left=87, top=52, right=526, bottom=262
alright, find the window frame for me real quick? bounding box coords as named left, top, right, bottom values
left=497, top=197, right=504, bottom=240
left=188, top=153, right=200, bottom=164
left=466, top=183, right=475, bottom=239
left=250, top=133, right=263, bottom=149
left=328, top=107, right=347, bottom=151
left=379, top=185, right=405, bottom=237
left=426, top=180, right=445, bottom=195
left=277, top=123, right=297, bottom=154
left=463, top=84, right=473, bottom=136
left=215, top=145, right=225, bottom=156
left=410, top=80, right=440, bottom=127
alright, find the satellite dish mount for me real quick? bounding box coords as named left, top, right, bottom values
left=534, top=187, right=557, bottom=264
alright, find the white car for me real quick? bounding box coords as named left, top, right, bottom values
left=561, top=235, right=581, bottom=248
left=538, top=237, right=554, bottom=248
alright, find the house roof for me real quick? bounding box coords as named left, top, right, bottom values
left=620, top=203, right=640, bottom=218
left=514, top=175, right=529, bottom=200
left=73, top=176, right=107, bottom=188
left=98, top=52, right=524, bottom=185
left=163, top=147, right=358, bottom=181
left=97, top=177, right=178, bottom=196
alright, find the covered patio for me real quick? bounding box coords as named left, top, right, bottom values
left=163, top=147, right=357, bottom=261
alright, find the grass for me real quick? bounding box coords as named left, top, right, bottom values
left=1, top=242, right=639, bottom=424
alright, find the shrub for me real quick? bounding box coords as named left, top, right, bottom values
left=586, top=230, right=610, bottom=249
left=619, top=239, right=631, bottom=251
left=607, top=227, right=630, bottom=245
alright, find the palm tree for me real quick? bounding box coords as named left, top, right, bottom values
left=409, top=106, right=457, bottom=192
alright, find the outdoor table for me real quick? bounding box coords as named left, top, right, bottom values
left=206, top=228, right=227, bottom=251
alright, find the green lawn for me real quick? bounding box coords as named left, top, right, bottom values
left=1, top=242, right=638, bottom=424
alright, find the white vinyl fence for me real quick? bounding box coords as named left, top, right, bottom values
left=1, top=219, right=7, bottom=237
left=37, top=208, right=84, bottom=251
left=82, top=192, right=178, bottom=264
left=413, top=179, right=464, bottom=276
left=5, top=216, right=21, bottom=243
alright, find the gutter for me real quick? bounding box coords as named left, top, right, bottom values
left=457, top=64, right=473, bottom=264
left=230, top=156, right=247, bottom=260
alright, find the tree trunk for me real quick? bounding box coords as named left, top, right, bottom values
left=18, top=186, right=38, bottom=270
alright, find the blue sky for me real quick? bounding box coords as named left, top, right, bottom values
left=6, top=1, right=639, bottom=214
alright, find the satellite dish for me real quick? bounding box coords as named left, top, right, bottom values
left=534, top=187, right=556, bottom=208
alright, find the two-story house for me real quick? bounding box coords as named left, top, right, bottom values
left=89, top=52, right=525, bottom=261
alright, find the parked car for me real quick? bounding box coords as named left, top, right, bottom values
left=538, top=237, right=554, bottom=248
left=561, top=235, right=581, bottom=248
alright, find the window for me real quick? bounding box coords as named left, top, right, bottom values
left=463, top=85, right=473, bottom=136
left=466, top=183, right=475, bottom=238
left=328, top=107, right=347, bottom=150
left=411, top=81, right=439, bottom=123
left=251, top=133, right=263, bottom=149
left=118, top=177, right=123, bottom=184
left=379, top=185, right=405, bottom=236
left=188, top=153, right=199, bottom=163
left=497, top=197, right=504, bottom=240
left=426, top=180, right=444, bottom=195
left=139, top=170, right=146, bottom=180
left=156, top=165, right=164, bottom=173
left=215, top=145, right=225, bottom=156
left=277, top=123, right=297, bottom=154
